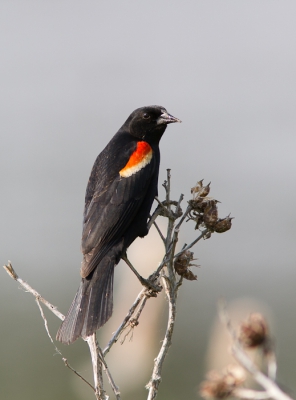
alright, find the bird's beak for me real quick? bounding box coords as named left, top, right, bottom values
left=157, top=111, right=182, bottom=125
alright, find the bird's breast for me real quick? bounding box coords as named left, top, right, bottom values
left=119, top=141, right=153, bottom=178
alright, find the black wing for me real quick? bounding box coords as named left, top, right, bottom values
left=81, top=137, right=158, bottom=278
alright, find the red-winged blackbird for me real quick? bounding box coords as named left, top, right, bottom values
left=56, top=106, right=180, bottom=344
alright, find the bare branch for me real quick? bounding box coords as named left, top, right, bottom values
left=62, top=358, right=95, bottom=392
left=3, top=261, right=111, bottom=399
left=86, top=335, right=107, bottom=400
left=174, top=228, right=209, bottom=259
left=234, top=388, right=273, bottom=399
left=4, top=174, right=233, bottom=400
left=152, top=220, right=166, bottom=244
left=3, top=261, right=65, bottom=321
left=146, top=274, right=177, bottom=400
left=218, top=302, right=293, bottom=400
left=148, top=204, right=165, bottom=231
left=35, top=298, right=62, bottom=356
left=266, top=349, right=277, bottom=381
left=103, top=289, right=147, bottom=356
left=97, top=347, right=121, bottom=400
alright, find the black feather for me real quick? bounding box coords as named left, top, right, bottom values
left=56, top=105, right=180, bottom=344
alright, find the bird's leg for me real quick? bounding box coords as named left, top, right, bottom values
left=121, top=253, right=162, bottom=294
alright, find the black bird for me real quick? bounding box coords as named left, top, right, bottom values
left=56, top=105, right=181, bottom=344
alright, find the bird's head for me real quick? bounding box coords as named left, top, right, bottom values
left=124, top=105, right=181, bottom=144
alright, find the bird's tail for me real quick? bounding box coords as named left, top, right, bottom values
left=56, top=256, right=114, bottom=344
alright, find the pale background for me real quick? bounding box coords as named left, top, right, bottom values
left=1, top=1, right=296, bottom=399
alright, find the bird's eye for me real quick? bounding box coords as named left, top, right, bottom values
left=143, top=113, right=150, bottom=120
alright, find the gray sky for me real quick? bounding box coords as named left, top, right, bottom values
left=1, top=1, right=296, bottom=399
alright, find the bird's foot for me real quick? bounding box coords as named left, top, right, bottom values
left=140, top=274, right=162, bottom=297
left=121, top=253, right=162, bottom=295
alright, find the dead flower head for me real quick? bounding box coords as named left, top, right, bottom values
left=214, top=215, right=233, bottom=233
left=200, top=365, right=245, bottom=399
left=174, top=250, right=198, bottom=280
left=238, top=313, right=269, bottom=348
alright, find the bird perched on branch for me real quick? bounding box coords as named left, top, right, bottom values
left=56, top=105, right=181, bottom=344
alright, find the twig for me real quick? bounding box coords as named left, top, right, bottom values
left=146, top=275, right=177, bottom=400
left=35, top=298, right=62, bottom=356
left=154, top=197, right=170, bottom=217
left=234, top=388, right=272, bottom=399
left=166, top=196, right=188, bottom=275
left=218, top=302, right=293, bottom=400
left=148, top=205, right=164, bottom=231
left=62, top=358, right=95, bottom=392
left=120, top=296, right=148, bottom=345
left=3, top=261, right=65, bottom=321
left=4, top=172, right=228, bottom=400
left=174, top=229, right=209, bottom=259
left=164, top=170, right=174, bottom=249
left=231, top=345, right=292, bottom=400
left=103, top=289, right=147, bottom=356
left=153, top=221, right=166, bottom=244
left=97, top=347, right=121, bottom=400
left=3, top=261, right=110, bottom=400
left=174, top=199, right=188, bottom=230
left=86, top=335, right=107, bottom=400
left=266, top=349, right=277, bottom=381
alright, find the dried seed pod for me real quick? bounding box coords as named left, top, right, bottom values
left=203, top=200, right=218, bottom=228
left=191, top=186, right=199, bottom=195
left=200, top=365, right=245, bottom=399
left=174, top=250, right=198, bottom=280
left=238, top=313, right=269, bottom=348
left=190, top=197, right=214, bottom=213
left=194, top=214, right=204, bottom=230
left=183, top=270, right=198, bottom=281
left=199, top=182, right=211, bottom=197
left=214, top=215, right=233, bottom=233
left=191, top=179, right=204, bottom=195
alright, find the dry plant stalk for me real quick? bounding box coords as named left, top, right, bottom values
left=200, top=303, right=293, bottom=400
left=3, top=170, right=232, bottom=400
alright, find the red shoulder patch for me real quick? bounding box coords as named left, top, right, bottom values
left=120, top=141, right=153, bottom=178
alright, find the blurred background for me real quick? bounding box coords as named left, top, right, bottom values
left=1, top=1, right=296, bottom=399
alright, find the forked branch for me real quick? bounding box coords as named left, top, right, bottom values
left=4, top=171, right=232, bottom=400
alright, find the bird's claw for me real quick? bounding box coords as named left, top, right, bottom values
left=139, top=275, right=162, bottom=296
